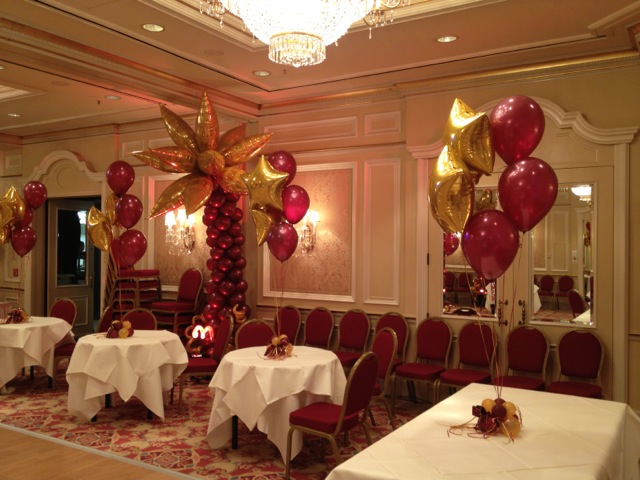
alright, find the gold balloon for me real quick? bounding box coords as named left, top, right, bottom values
left=220, top=167, right=249, bottom=195
left=222, top=133, right=274, bottom=166
left=195, top=91, right=219, bottom=152
left=197, top=150, right=225, bottom=176
left=160, top=105, right=200, bottom=156
left=133, top=147, right=195, bottom=173
left=429, top=145, right=475, bottom=234
left=250, top=208, right=275, bottom=246
left=0, top=202, right=13, bottom=228
left=87, top=206, right=113, bottom=252
left=218, top=125, right=246, bottom=151
left=443, top=98, right=494, bottom=176
left=241, top=155, right=289, bottom=213
left=0, top=224, right=10, bottom=244
left=149, top=172, right=214, bottom=218
left=104, top=192, right=118, bottom=226
left=476, top=188, right=497, bottom=211
left=2, top=186, right=26, bottom=227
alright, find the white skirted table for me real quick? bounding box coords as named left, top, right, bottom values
left=0, top=316, right=73, bottom=392
left=66, top=330, right=187, bottom=421
left=326, top=383, right=640, bottom=480
left=206, top=346, right=347, bottom=462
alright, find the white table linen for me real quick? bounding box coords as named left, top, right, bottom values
left=66, top=330, right=187, bottom=421
left=0, top=316, right=72, bottom=388
left=327, top=383, right=640, bottom=480
left=207, top=346, right=347, bottom=461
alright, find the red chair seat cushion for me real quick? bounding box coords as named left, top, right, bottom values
left=492, top=375, right=544, bottom=391
left=55, top=343, right=75, bottom=356
left=184, top=357, right=219, bottom=374
left=289, top=402, right=359, bottom=434
left=151, top=301, right=195, bottom=312
left=395, top=363, right=445, bottom=381
left=547, top=381, right=602, bottom=398
left=335, top=351, right=360, bottom=367
left=439, top=368, right=491, bottom=386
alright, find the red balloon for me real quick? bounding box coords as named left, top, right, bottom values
left=267, top=222, right=299, bottom=262
left=11, top=226, right=37, bottom=257
left=15, top=206, right=34, bottom=228
left=443, top=232, right=459, bottom=256
left=489, top=96, right=545, bottom=165
left=115, top=194, right=143, bottom=228
left=118, top=229, right=147, bottom=267
left=106, top=161, right=135, bottom=195
left=461, top=210, right=519, bottom=281
left=267, top=151, right=297, bottom=187
left=498, top=157, right=558, bottom=232
left=282, top=185, right=310, bottom=224
left=22, top=181, right=48, bottom=210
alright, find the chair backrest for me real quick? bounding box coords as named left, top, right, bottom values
left=568, top=289, right=587, bottom=318
left=121, top=308, right=157, bottom=330
left=415, top=318, right=452, bottom=367
left=539, top=275, right=555, bottom=292
left=557, top=330, right=603, bottom=380
left=303, top=307, right=334, bottom=349
left=211, top=315, right=233, bottom=362
left=275, top=305, right=301, bottom=344
left=235, top=319, right=275, bottom=349
left=177, top=268, right=204, bottom=303
left=49, top=298, right=77, bottom=326
left=370, top=327, right=397, bottom=396
left=457, top=273, right=471, bottom=288
left=338, top=309, right=371, bottom=351
left=375, top=312, right=409, bottom=362
left=335, top=351, right=379, bottom=434
left=97, top=306, right=114, bottom=333
left=457, top=321, right=495, bottom=368
left=557, top=275, right=574, bottom=293
left=444, top=271, right=456, bottom=289
left=506, top=325, right=549, bottom=374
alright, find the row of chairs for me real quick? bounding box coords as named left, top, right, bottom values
left=443, top=271, right=476, bottom=305
left=536, top=274, right=574, bottom=309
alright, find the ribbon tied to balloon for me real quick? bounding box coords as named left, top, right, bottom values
left=0, top=181, right=48, bottom=257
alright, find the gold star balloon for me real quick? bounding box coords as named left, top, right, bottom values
left=87, top=206, right=113, bottom=252
left=132, top=92, right=273, bottom=218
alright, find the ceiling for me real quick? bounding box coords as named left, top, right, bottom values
left=0, top=0, right=639, bottom=150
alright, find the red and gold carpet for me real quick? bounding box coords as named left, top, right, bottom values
left=0, top=369, right=425, bottom=479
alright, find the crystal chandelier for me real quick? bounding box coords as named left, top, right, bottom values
left=199, top=0, right=408, bottom=67
left=165, top=208, right=196, bottom=255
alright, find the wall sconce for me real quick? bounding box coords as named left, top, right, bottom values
left=297, top=210, right=320, bottom=255
left=165, top=207, right=196, bottom=255
left=571, top=185, right=592, bottom=204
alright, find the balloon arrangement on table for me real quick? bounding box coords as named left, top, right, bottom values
left=430, top=95, right=557, bottom=441
left=184, top=315, right=214, bottom=356
left=0, top=181, right=48, bottom=257
left=105, top=318, right=135, bottom=338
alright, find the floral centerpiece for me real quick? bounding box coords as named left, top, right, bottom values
left=1, top=308, right=30, bottom=324
left=264, top=334, right=292, bottom=359
left=106, top=319, right=134, bottom=338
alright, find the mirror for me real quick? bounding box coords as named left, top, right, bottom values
left=531, top=183, right=593, bottom=325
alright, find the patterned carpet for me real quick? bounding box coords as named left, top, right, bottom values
left=0, top=368, right=426, bottom=479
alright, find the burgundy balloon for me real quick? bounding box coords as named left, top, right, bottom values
left=219, top=280, right=236, bottom=297
left=489, top=95, right=545, bottom=165
left=234, top=257, right=247, bottom=269
left=228, top=268, right=243, bottom=282
left=206, top=257, right=215, bottom=271
left=115, top=194, right=143, bottom=228
left=118, top=229, right=147, bottom=267
left=236, top=279, right=248, bottom=293
left=217, top=234, right=233, bottom=249
left=231, top=207, right=244, bottom=222
left=205, top=279, right=217, bottom=294
left=209, top=191, right=226, bottom=208
left=498, top=157, right=558, bottom=232
left=203, top=210, right=217, bottom=225
left=461, top=210, right=519, bottom=281
left=202, top=304, right=216, bottom=322
left=234, top=234, right=246, bottom=246
left=11, top=226, right=37, bottom=257
left=15, top=206, right=34, bottom=228
left=210, top=247, right=225, bottom=260
left=225, top=192, right=240, bottom=203
left=267, top=222, right=299, bottom=262
left=228, top=221, right=242, bottom=237
left=227, top=245, right=242, bottom=259
left=218, top=306, right=234, bottom=323
left=217, top=257, right=233, bottom=272
left=229, top=293, right=246, bottom=306
left=215, top=216, right=231, bottom=231
left=211, top=269, right=226, bottom=283
left=22, top=181, right=48, bottom=210
left=207, top=226, right=221, bottom=240
left=443, top=232, right=459, bottom=256
left=282, top=185, right=310, bottom=224
left=220, top=205, right=236, bottom=217
left=267, top=150, right=297, bottom=187
left=106, top=160, right=135, bottom=195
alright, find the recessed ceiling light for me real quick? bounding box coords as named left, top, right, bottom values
left=7, top=113, right=22, bottom=117
left=142, top=23, right=164, bottom=32
left=105, top=95, right=121, bottom=100
left=0, top=65, right=5, bottom=70
left=253, top=70, right=271, bottom=77
left=437, top=35, right=458, bottom=43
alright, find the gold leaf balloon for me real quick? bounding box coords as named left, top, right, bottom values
left=241, top=155, right=289, bottom=213
left=160, top=105, right=200, bottom=156
left=104, top=192, right=118, bottom=226
left=149, top=172, right=214, bottom=218
left=133, top=147, right=195, bottom=173
left=2, top=186, right=26, bottom=227
left=222, top=133, right=274, bottom=166
left=250, top=208, right=275, bottom=246
left=218, top=125, right=246, bottom=151
left=87, top=206, right=113, bottom=252
left=443, top=98, right=495, bottom=176
left=429, top=145, right=475, bottom=234
left=197, top=150, right=225, bottom=176
left=195, top=91, right=219, bottom=152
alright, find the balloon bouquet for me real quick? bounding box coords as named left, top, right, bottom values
left=430, top=95, right=557, bottom=440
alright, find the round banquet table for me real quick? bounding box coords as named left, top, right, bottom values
left=0, top=316, right=73, bottom=390
left=66, top=329, right=187, bottom=422
left=206, top=345, right=347, bottom=462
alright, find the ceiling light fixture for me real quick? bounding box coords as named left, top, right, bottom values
left=437, top=35, right=458, bottom=43
left=253, top=70, right=271, bottom=77
left=199, top=0, right=407, bottom=68
left=7, top=113, right=21, bottom=118
left=142, top=23, right=164, bottom=32
left=105, top=95, right=121, bottom=100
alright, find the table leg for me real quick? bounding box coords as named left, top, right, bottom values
left=232, top=415, right=238, bottom=449
left=105, top=394, right=112, bottom=408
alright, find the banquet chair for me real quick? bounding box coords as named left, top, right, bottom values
left=284, top=351, right=379, bottom=480
left=537, top=275, right=556, bottom=309
left=547, top=329, right=604, bottom=398
left=375, top=312, right=409, bottom=372
left=443, top=271, right=456, bottom=303
left=303, top=307, right=334, bottom=349
left=121, top=308, right=157, bottom=330
left=150, top=268, right=203, bottom=334
left=174, top=314, right=233, bottom=410
left=492, top=325, right=549, bottom=391
left=274, top=305, right=302, bottom=344
left=49, top=298, right=78, bottom=389
left=367, top=327, right=397, bottom=429
left=568, top=289, right=587, bottom=318
left=437, top=321, right=496, bottom=402
left=392, top=318, right=452, bottom=409
left=334, top=309, right=371, bottom=370
left=555, top=275, right=574, bottom=308
left=97, top=306, right=114, bottom=333
left=235, top=319, right=275, bottom=349
left=453, top=272, right=473, bottom=306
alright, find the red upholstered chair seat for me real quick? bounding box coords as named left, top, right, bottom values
left=497, top=376, right=545, bottom=391
left=184, top=356, right=219, bottom=374
left=439, top=368, right=491, bottom=386
left=289, top=403, right=360, bottom=434
left=394, top=363, right=445, bottom=381
left=334, top=351, right=360, bottom=367
left=547, top=381, right=602, bottom=398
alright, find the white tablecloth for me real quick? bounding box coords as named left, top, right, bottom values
left=66, top=330, right=187, bottom=421
left=327, top=383, right=640, bottom=480
left=0, top=316, right=72, bottom=388
left=207, top=346, right=347, bottom=461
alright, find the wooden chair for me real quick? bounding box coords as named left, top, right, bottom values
left=235, top=319, right=275, bottom=349
left=492, top=325, right=549, bottom=391
left=368, top=327, right=397, bottom=429
left=303, top=307, right=334, bottom=349
left=274, top=305, right=302, bottom=344
left=121, top=308, right=157, bottom=330
left=151, top=268, right=203, bottom=334
left=334, top=309, right=371, bottom=370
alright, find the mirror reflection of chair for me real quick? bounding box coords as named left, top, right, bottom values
left=547, top=329, right=604, bottom=398
left=555, top=275, right=574, bottom=309
left=453, top=273, right=473, bottom=306
left=374, top=312, right=409, bottom=372
left=392, top=318, right=452, bottom=409
left=537, top=275, right=556, bottom=309
left=121, top=308, right=157, bottom=330
left=443, top=271, right=456, bottom=303
left=437, top=322, right=496, bottom=402
left=492, top=325, right=549, bottom=391
left=334, top=309, right=371, bottom=370
left=49, top=298, right=78, bottom=389
left=303, top=307, right=334, bottom=349
left=151, top=268, right=203, bottom=334
left=567, top=289, right=587, bottom=318
left=274, top=305, right=302, bottom=345
left=367, top=327, right=397, bottom=429
left=235, top=319, right=275, bottom=349
left=284, top=351, right=379, bottom=480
